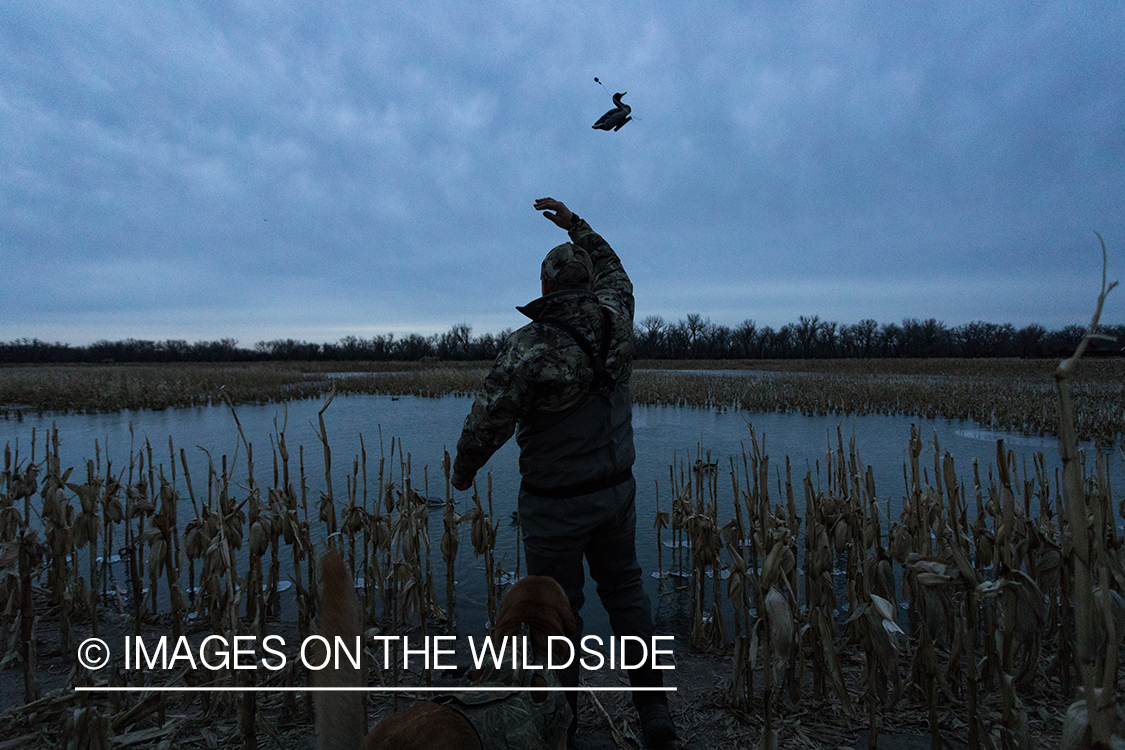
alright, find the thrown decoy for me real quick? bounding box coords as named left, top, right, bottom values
left=593, top=92, right=632, bottom=131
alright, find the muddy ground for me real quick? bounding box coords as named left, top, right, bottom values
left=0, top=594, right=1069, bottom=750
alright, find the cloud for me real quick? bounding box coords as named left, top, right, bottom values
left=1, top=1, right=1122, bottom=345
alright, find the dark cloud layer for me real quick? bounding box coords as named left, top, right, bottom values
left=2, top=1, right=1122, bottom=345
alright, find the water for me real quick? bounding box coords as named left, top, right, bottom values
left=3, top=388, right=1119, bottom=642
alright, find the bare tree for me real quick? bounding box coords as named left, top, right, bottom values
left=733, top=319, right=757, bottom=359
left=878, top=322, right=903, bottom=357
left=1012, top=323, right=1047, bottom=358
left=685, top=313, right=708, bottom=358
left=852, top=319, right=879, bottom=358
left=818, top=320, right=839, bottom=358
left=638, top=315, right=668, bottom=358
left=796, top=315, right=821, bottom=358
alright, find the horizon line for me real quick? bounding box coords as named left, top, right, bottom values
left=75, top=686, right=676, bottom=693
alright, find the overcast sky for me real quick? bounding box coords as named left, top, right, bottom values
left=3, top=1, right=1123, bottom=346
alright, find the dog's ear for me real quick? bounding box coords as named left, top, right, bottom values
left=529, top=673, right=550, bottom=704
left=533, top=576, right=576, bottom=637
left=314, top=548, right=366, bottom=750
left=495, top=576, right=577, bottom=655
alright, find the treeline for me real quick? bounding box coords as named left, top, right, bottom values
left=1, top=316, right=1121, bottom=364
left=631, top=315, right=1124, bottom=359
left=0, top=324, right=510, bottom=364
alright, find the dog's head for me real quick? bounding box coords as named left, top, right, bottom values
left=493, top=575, right=575, bottom=649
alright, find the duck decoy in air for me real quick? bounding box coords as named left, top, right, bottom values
left=593, top=92, right=632, bottom=131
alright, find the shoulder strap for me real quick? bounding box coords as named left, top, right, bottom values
left=537, top=310, right=616, bottom=392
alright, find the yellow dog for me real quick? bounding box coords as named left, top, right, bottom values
left=314, top=550, right=575, bottom=750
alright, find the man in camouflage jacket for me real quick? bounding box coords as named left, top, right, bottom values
left=451, top=198, right=675, bottom=747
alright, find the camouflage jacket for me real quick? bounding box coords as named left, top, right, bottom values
left=453, top=217, right=634, bottom=483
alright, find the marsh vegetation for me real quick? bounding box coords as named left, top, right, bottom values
left=3, top=357, right=1123, bottom=443
left=0, top=358, right=1121, bottom=748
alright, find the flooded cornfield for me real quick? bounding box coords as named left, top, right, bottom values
left=4, top=385, right=1118, bottom=629
left=1, top=361, right=1122, bottom=748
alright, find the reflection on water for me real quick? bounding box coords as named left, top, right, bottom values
left=953, top=427, right=1057, bottom=448
left=2, top=394, right=1119, bottom=638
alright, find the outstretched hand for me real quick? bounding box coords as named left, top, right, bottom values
left=534, top=197, right=574, bottom=229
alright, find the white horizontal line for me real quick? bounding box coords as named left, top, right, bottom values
left=75, top=686, right=675, bottom=693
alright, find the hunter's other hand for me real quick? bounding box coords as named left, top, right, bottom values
left=535, top=197, right=573, bottom=229
left=451, top=470, right=473, bottom=492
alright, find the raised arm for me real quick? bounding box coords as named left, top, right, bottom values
left=534, top=197, right=633, bottom=317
